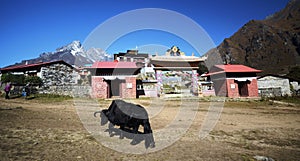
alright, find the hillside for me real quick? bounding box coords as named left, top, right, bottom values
left=206, top=0, right=300, bottom=75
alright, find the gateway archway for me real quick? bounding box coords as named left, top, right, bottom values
left=150, top=46, right=206, bottom=96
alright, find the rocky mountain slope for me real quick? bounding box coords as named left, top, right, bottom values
left=9, top=41, right=112, bottom=67
left=206, top=0, right=300, bottom=75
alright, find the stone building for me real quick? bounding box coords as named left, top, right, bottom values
left=0, top=60, right=81, bottom=96
left=114, top=49, right=150, bottom=68
left=0, top=60, right=78, bottom=86
left=257, top=74, right=292, bottom=97
left=204, top=64, right=261, bottom=98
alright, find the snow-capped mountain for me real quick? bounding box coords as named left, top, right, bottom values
left=14, top=41, right=113, bottom=67
left=56, top=40, right=84, bottom=57
left=85, top=48, right=112, bottom=62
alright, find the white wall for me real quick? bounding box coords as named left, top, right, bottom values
left=257, top=76, right=291, bottom=96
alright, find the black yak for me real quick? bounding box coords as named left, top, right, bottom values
left=94, top=99, right=155, bottom=148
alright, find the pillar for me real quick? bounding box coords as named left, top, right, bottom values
left=156, top=70, right=163, bottom=96
left=191, top=70, right=199, bottom=95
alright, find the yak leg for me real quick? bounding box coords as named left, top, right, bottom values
left=119, top=125, right=125, bottom=139
left=144, top=121, right=155, bottom=148
left=130, top=125, right=139, bottom=145
left=108, top=122, right=114, bottom=137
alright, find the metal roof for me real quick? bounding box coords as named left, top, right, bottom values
left=214, top=64, right=262, bottom=73
left=204, top=64, right=262, bottom=76
left=0, top=60, right=74, bottom=72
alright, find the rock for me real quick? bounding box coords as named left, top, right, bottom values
left=253, top=155, right=275, bottom=161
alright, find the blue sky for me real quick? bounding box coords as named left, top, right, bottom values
left=0, top=0, right=289, bottom=67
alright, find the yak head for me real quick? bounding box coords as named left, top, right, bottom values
left=100, top=109, right=109, bottom=125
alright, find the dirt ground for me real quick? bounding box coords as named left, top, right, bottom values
left=0, top=96, right=299, bottom=161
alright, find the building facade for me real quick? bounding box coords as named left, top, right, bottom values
left=0, top=60, right=78, bottom=86
left=205, top=64, right=261, bottom=98
left=114, top=50, right=150, bottom=68
left=257, top=74, right=292, bottom=97
left=88, top=61, right=140, bottom=99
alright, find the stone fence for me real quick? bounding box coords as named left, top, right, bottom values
left=39, top=85, right=92, bottom=97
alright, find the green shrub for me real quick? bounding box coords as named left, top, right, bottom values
left=1, top=73, right=25, bottom=85
left=24, top=76, right=43, bottom=86
left=1, top=74, right=43, bottom=86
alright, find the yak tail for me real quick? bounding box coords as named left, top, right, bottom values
left=94, top=111, right=101, bottom=117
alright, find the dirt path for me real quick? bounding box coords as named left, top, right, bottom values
left=0, top=97, right=299, bottom=160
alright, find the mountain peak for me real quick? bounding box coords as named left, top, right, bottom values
left=56, top=40, right=83, bottom=56
left=10, top=41, right=112, bottom=68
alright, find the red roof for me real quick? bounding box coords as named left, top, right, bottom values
left=90, top=61, right=138, bottom=69
left=204, top=64, right=261, bottom=76
left=0, top=60, right=74, bottom=71
left=215, top=64, right=262, bottom=73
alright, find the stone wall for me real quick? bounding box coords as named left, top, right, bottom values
left=257, top=76, right=291, bottom=96
left=40, top=63, right=78, bottom=87
left=290, top=81, right=300, bottom=95
left=139, top=82, right=158, bottom=97
left=40, top=85, right=91, bottom=97
left=259, top=87, right=282, bottom=97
